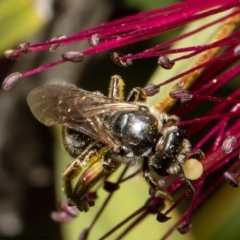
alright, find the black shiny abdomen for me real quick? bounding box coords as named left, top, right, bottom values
left=151, top=128, right=187, bottom=176
left=111, top=111, right=159, bottom=155
left=62, top=127, right=95, bottom=158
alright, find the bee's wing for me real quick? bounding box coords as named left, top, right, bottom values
left=27, top=83, right=139, bottom=148
left=73, top=92, right=139, bottom=118
left=27, top=83, right=83, bottom=126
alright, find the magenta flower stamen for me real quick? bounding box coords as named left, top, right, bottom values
left=61, top=51, right=84, bottom=62
left=22, top=59, right=64, bottom=78
left=124, top=10, right=240, bottom=61
left=2, top=72, right=22, bottom=90
left=50, top=201, right=78, bottom=223
left=222, top=136, right=237, bottom=154
left=48, top=35, right=67, bottom=51
left=88, top=33, right=101, bottom=47
left=158, top=56, right=175, bottom=69
left=17, top=42, right=30, bottom=54
left=2, top=1, right=240, bottom=90
left=224, top=171, right=239, bottom=187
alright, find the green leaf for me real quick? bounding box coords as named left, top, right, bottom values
left=123, top=0, right=178, bottom=11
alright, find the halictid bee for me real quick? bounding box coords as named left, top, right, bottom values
left=27, top=75, right=203, bottom=212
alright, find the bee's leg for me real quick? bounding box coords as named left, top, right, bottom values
left=142, top=157, right=173, bottom=203
left=108, top=75, right=125, bottom=100
left=127, top=87, right=147, bottom=103
left=158, top=112, right=179, bottom=126
left=72, top=159, right=106, bottom=212
left=108, top=75, right=149, bottom=103
left=70, top=149, right=119, bottom=212
left=179, top=165, right=196, bottom=193
left=62, top=157, right=105, bottom=212
left=189, top=149, right=205, bottom=160
left=62, top=159, right=83, bottom=203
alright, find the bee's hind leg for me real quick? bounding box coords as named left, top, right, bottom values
left=108, top=75, right=125, bottom=100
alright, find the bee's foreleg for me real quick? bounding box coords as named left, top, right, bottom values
left=142, top=157, right=173, bottom=203
left=126, top=87, right=147, bottom=103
